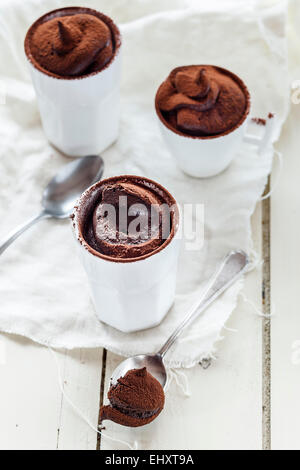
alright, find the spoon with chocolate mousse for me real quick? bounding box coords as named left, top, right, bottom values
left=0, top=155, right=104, bottom=255
left=108, top=250, right=249, bottom=395
left=100, top=367, right=165, bottom=427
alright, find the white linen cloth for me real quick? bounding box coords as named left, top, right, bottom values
left=0, top=0, right=289, bottom=367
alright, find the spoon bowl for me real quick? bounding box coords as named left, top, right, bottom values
left=0, top=155, right=104, bottom=255
left=42, top=155, right=104, bottom=218
left=111, top=354, right=167, bottom=389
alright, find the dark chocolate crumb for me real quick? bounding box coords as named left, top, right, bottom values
left=252, top=117, right=266, bottom=126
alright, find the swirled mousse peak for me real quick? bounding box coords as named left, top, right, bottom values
left=156, top=65, right=248, bottom=137
left=25, top=9, right=119, bottom=77
left=81, top=176, right=177, bottom=261
left=100, top=368, right=165, bottom=427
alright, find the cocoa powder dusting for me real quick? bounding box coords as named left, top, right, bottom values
left=156, top=65, right=249, bottom=137
left=25, top=8, right=121, bottom=78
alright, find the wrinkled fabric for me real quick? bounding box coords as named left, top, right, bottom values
left=0, top=0, right=289, bottom=367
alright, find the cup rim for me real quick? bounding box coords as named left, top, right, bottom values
left=24, top=6, right=122, bottom=81
left=155, top=64, right=251, bottom=140
left=72, top=175, right=180, bottom=264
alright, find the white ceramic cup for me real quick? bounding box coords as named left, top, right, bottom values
left=25, top=7, right=121, bottom=157
left=157, top=115, right=275, bottom=178
left=72, top=176, right=180, bottom=333
left=155, top=67, right=275, bottom=178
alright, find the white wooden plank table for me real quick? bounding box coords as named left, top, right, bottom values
left=0, top=102, right=298, bottom=451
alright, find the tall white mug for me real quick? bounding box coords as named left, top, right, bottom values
left=25, top=7, right=122, bottom=157
left=72, top=176, right=181, bottom=333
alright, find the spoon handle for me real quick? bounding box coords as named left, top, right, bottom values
left=0, top=210, right=50, bottom=256
left=158, top=250, right=249, bottom=358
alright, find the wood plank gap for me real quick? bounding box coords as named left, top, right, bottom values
left=96, top=348, right=107, bottom=450
left=56, top=349, right=68, bottom=450
left=262, top=179, right=271, bottom=451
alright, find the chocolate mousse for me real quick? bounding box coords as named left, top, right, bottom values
left=76, top=175, right=178, bottom=262
left=24, top=7, right=121, bottom=78
left=156, top=65, right=250, bottom=138
left=100, top=368, right=165, bottom=427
